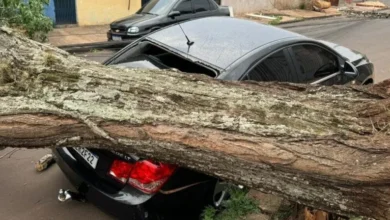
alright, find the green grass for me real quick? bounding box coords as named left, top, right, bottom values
left=268, top=16, right=283, bottom=26
left=202, top=206, right=218, bottom=220
left=202, top=188, right=260, bottom=220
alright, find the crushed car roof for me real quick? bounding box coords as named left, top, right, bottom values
left=147, top=16, right=304, bottom=69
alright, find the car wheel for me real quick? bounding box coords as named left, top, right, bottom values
left=212, top=181, right=246, bottom=208
left=212, top=180, right=229, bottom=207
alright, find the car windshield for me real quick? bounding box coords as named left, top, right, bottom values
left=138, top=0, right=176, bottom=15
left=110, top=41, right=217, bottom=78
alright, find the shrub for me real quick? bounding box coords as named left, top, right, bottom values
left=0, top=0, right=53, bottom=41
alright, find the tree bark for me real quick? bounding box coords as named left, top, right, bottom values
left=1, top=27, right=390, bottom=219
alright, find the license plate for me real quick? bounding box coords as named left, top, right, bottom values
left=112, top=36, right=122, bottom=41
left=74, top=147, right=99, bottom=169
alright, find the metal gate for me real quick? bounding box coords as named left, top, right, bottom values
left=54, top=0, right=77, bottom=25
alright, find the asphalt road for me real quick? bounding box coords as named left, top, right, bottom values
left=0, top=148, right=113, bottom=220
left=1, top=16, right=390, bottom=220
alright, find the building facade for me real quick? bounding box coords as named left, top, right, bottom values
left=44, top=0, right=142, bottom=26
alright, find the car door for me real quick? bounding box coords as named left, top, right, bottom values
left=289, top=44, right=344, bottom=85
left=241, top=49, right=300, bottom=83
left=193, top=0, right=217, bottom=18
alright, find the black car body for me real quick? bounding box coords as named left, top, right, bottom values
left=107, top=0, right=231, bottom=41
left=106, top=17, right=374, bottom=85
left=55, top=17, right=374, bottom=220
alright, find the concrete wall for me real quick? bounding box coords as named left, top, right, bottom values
left=221, top=0, right=273, bottom=14
left=221, top=0, right=303, bottom=15
left=274, top=0, right=303, bottom=9
left=76, top=0, right=141, bottom=26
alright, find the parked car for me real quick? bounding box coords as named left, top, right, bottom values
left=54, top=17, right=374, bottom=220
left=107, top=0, right=232, bottom=41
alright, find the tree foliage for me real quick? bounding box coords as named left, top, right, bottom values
left=0, top=0, right=52, bottom=41
left=202, top=188, right=260, bottom=220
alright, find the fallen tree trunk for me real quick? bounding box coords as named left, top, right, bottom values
left=1, top=27, right=390, bottom=219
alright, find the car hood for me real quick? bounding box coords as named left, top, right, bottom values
left=319, top=40, right=365, bottom=63
left=110, top=14, right=156, bottom=28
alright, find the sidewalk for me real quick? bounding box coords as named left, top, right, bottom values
left=243, top=7, right=342, bottom=25
left=48, top=25, right=109, bottom=47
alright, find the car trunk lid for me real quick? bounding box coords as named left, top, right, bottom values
left=67, top=147, right=139, bottom=193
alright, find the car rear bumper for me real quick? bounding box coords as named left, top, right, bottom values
left=53, top=147, right=151, bottom=220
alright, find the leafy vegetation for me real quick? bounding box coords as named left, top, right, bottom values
left=202, top=187, right=260, bottom=220
left=268, top=16, right=283, bottom=26
left=0, top=0, right=53, bottom=41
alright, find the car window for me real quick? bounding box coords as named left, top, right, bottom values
left=110, top=41, right=217, bottom=77
left=292, top=45, right=339, bottom=83
left=139, top=0, right=176, bottom=15
left=244, top=50, right=298, bottom=83
left=174, top=0, right=193, bottom=15
left=193, top=0, right=211, bottom=12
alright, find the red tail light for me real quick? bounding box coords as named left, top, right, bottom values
left=128, top=160, right=176, bottom=194
left=109, top=160, right=134, bottom=183
left=108, top=159, right=176, bottom=194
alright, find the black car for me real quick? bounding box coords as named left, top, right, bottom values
left=107, top=0, right=231, bottom=41
left=55, top=17, right=374, bottom=220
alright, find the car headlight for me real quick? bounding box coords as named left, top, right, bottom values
left=128, top=27, right=139, bottom=34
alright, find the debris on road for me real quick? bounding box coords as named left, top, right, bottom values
left=342, top=8, right=390, bottom=18
left=35, top=154, right=55, bottom=172
left=243, top=7, right=341, bottom=25
left=356, top=1, right=387, bottom=8
left=302, top=207, right=328, bottom=220
left=313, top=0, right=332, bottom=10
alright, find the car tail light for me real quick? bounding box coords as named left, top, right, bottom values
left=109, top=160, right=134, bottom=183
left=108, top=159, right=176, bottom=194
left=128, top=160, right=176, bottom=194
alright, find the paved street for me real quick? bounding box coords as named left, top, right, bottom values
left=1, top=16, right=390, bottom=220
left=0, top=148, right=113, bottom=220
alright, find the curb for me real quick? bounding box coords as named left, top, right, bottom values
left=341, top=8, right=390, bottom=18
left=58, top=40, right=135, bottom=53
left=277, top=13, right=342, bottom=25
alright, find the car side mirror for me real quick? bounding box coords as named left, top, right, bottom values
left=343, top=61, right=358, bottom=78
left=168, top=11, right=181, bottom=18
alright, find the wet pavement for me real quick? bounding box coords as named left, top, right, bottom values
left=0, top=148, right=113, bottom=220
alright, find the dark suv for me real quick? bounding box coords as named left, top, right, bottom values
left=107, top=0, right=231, bottom=41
